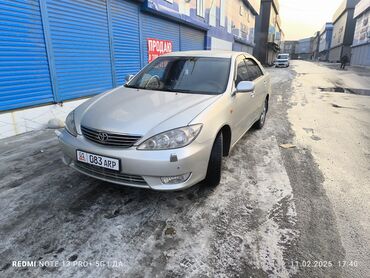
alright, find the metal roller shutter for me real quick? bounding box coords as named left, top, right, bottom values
left=110, top=0, right=141, bottom=85
left=46, top=0, right=113, bottom=101
left=180, top=25, right=205, bottom=51
left=140, top=14, right=180, bottom=64
left=0, top=0, right=54, bottom=111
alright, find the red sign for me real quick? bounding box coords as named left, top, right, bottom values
left=147, top=38, right=173, bottom=63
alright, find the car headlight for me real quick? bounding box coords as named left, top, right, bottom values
left=137, top=124, right=202, bottom=150
left=65, top=111, right=78, bottom=137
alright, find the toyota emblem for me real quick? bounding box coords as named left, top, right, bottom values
left=97, top=132, right=109, bottom=142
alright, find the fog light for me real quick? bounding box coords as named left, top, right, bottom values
left=161, top=173, right=191, bottom=184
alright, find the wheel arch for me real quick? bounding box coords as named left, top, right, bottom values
left=218, top=125, right=232, bottom=157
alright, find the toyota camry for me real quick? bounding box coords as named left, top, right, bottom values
left=56, top=51, right=271, bottom=190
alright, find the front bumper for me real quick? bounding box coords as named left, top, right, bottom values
left=275, top=61, right=289, bottom=67
left=56, top=129, right=212, bottom=191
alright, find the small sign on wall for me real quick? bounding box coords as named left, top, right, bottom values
left=147, top=38, right=173, bottom=63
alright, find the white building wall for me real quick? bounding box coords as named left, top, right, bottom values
left=0, top=99, right=89, bottom=139
left=350, top=0, right=370, bottom=66
left=352, top=8, right=370, bottom=46
left=211, top=37, right=233, bottom=50
left=332, top=13, right=348, bottom=48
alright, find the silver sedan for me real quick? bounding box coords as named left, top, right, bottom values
left=56, top=51, right=271, bottom=190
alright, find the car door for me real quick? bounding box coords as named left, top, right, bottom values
left=230, top=55, right=256, bottom=143
left=245, top=58, right=267, bottom=121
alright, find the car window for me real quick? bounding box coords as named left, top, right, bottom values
left=137, top=60, right=169, bottom=89
left=278, top=54, right=289, bottom=59
left=235, top=57, right=249, bottom=85
left=245, top=58, right=263, bottom=81
left=127, top=57, right=231, bottom=95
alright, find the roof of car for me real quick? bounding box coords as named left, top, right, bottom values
left=163, top=50, right=253, bottom=59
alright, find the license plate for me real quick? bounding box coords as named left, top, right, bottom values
left=76, top=150, right=120, bottom=171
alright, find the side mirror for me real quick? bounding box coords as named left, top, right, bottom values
left=235, top=81, right=255, bottom=93
left=125, top=74, right=135, bottom=83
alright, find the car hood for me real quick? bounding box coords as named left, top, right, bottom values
left=77, top=86, right=220, bottom=136
left=276, top=59, right=288, bottom=62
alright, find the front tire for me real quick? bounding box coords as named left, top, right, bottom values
left=204, top=133, right=223, bottom=187
left=255, top=98, right=268, bottom=129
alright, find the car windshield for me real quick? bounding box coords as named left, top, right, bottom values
left=277, top=54, right=289, bottom=59
left=126, top=56, right=231, bottom=95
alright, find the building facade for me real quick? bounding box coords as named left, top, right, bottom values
left=149, top=0, right=260, bottom=53
left=254, top=0, right=283, bottom=65
left=351, top=0, right=370, bottom=66
left=281, top=41, right=298, bottom=59
left=319, top=23, right=334, bottom=61
left=312, top=31, right=321, bottom=60
left=0, top=0, right=260, bottom=137
left=296, top=37, right=314, bottom=60
left=329, top=0, right=360, bottom=62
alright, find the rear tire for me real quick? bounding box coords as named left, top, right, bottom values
left=255, top=98, right=268, bottom=129
left=204, top=133, right=223, bottom=187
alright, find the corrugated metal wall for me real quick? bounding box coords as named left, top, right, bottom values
left=45, top=0, right=113, bottom=101
left=351, top=44, right=370, bottom=67
left=0, top=1, right=207, bottom=112
left=328, top=46, right=342, bottom=62
left=141, top=14, right=206, bottom=64
left=111, top=0, right=141, bottom=85
left=140, top=14, right=181, bottom=64
left=0, top=0, right=54, bottom=111
left=180, top=26, right=205, bottom=51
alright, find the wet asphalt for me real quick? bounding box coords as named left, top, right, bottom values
left=0, top=64, right=350, bottom=277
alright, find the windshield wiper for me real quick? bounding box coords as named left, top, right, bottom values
left=124, top=84, right=140, bottom=89
left=125, top=85, right=217, bottom=95
left=160, top=87, right=191, bottom=93
left=164, top=88, right=216, bottom=95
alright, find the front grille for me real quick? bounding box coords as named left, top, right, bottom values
left=81, top=126, right=141, bottom=148
left=75, top=161, right=148, bottom=186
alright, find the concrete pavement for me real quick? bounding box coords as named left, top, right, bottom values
left=0, top=60, right=368, bottom=277
left=288, top=60, right=370, bottom=278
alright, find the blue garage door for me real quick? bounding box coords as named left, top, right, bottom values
left=46, top=0, right=113, bottom=101
left=0, top=0, right=54, bottom=111
left=180, top=26, right=205, bottom=51
left=140, top=14, right=180, bottom=65
left=110, top=0, right=141, bottom=85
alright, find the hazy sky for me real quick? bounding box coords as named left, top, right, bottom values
left=279, top=0, right=343, bottom=40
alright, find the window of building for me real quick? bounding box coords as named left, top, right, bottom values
left=220, top=0, right=225, bottom=27
left=197, top=0, right=205, bottom=18
left=227, top=18, right=232, bottom=33
left=209, top=0, right=216, bottom=26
